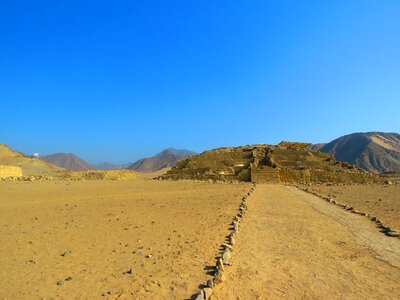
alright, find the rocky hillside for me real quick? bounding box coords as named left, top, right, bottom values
left=320, top=132, right=400, bottom=173
left=309, top=143, right=326, bottom=151
left=0, top=144, right=62, bottom=176
left=41, top=153, right=93, bottom=171
left=126, top=148, right=196, bottom=173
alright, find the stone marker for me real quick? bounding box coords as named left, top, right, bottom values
left=222, top=249, right=232, bottom=265
left=224, top=243, right=233, bottom=250
left=206, top=279, right=214, bottom=288
left=379, top=223, right=390, bottom=231
left=213, top=270, right=226, bottom=285
left=61, top=251, right=70, bottom=257
left=386, top=230, right=400, bottom=237
left=195, top=291, right=204, bottom=300
left=216, top=258, right=224, bottom=271
left=203, top=287, right=213, bottom=299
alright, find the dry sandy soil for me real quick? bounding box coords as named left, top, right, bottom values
left=1, top=180, right=399, bottom=299
left=213, top=185, right=400, bottom=299
left=0, top=179, right=250, bottom=299
left=303, top=185, right=400, bottom=230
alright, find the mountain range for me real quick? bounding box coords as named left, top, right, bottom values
left=125, top=148, right=196, bottom=173
left=3, top=131, right=399, bottom=175
left=40, top=148, right=196, bottom=172
left=41, top=153, right=93, bottom=171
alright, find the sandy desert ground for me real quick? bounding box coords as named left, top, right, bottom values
left=0, top=180, right=249, bottom=299
left=1, top=180, right=399, bottom=299
left=303, top=185, right=400, bottom=230
left=212, top=185, right=400, bottom=299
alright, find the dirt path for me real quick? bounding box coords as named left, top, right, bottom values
left=213, top=184, right=400, bottom=299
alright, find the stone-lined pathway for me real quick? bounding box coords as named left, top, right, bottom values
left=211, top=184, right=400, bottom=299
left=191, top=183, right=256, bottom=299
left=298, top=185, right=400, bottom=238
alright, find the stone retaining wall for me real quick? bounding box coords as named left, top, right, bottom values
left=279, top=169, right=381, bottom=184
left=0, top=165, right=22, bottom=179
left=250, top=167, right=279, bottom=183
left=250, top=167, right=381, bottom=184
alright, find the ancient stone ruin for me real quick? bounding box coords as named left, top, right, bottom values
left=0, top=165, right=22, bottom=179
left=163, top=142, right=381, bottom=184
left=58, top=170, right=138, bottom=181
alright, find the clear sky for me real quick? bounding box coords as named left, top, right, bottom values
left=1, top=1, right=399, bottom=164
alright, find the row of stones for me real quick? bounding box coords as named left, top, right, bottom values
left=299, top=187, right=400, bottom=238
left=0, top=175, right=54, bottom=181
left=193, top=183, right=257, bottom=300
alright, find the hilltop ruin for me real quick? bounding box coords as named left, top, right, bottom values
left=163, top=142, right=381, bottom=184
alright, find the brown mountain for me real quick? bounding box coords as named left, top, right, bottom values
left=309, top=143, right=326, bottom=151
left=94, top=162, right=131, bottom=170
left=320, top=132, right=400, bottom=173
left=126, top=148, right=196, bottom=173
left=41, top=153, right=93, bottom=171
left=0, top=144, right=62, bottom=175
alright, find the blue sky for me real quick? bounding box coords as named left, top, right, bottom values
left=1, top=1, right=399, bottom=163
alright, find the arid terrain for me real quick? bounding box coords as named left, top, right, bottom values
left=303, top=184, right=400, bottom=230
left=1, top=178, right=399, bottom=299
left=212, top=184, right=400, bottom=299
left=2, top=0, right=399, bottom=297
left=0, top=179, right=250, bottom=299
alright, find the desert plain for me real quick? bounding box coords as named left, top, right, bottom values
left=1, top=178, right=399, bottom=299
left=0, top=179, right=249, bottom=299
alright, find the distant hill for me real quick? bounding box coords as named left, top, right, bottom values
left=40, top=148, right=196, bottom=172
left=41, top=153, right=93, bottom=171
left=309, top=143, right=326, bottom=152
left=0, top=144, right=62, bottom=175
left=95, top=162, right=131, bottom=170
left=320, top=132, right=400, bottom=173
left=126, top=148, right=196, bottom=173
